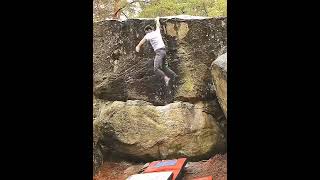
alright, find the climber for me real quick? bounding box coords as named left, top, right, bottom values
left=135, top=16, right=177, bottom=86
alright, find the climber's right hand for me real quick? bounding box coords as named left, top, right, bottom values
left=135, top=46, right=140, bottom=52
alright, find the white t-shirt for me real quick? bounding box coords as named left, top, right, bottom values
left=144, top=28, right=165, bottom=51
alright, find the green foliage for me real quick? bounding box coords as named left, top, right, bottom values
left=120, top=0, right=136, bottom=18
left=138, top=0, right=182, bottom=17
left=207, top=0, right=227, bottom=17
left=93, top=0, right=227, bottom=21
left=136, top=0, right=227, bottom=18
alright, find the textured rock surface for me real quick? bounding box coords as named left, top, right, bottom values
left=93, top=98, right=102, bottom=121
left=211, top=53, right=227, bottom=117
left=94, top=100, right=226, bottom=161
left=93, top=124, right=103, bottom=175
left=93, top=16, right=227, bottom=174
left=93, top=17, right=227, bottom=105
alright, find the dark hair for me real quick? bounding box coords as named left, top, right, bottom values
left=144, top=25, right=153, bottom=32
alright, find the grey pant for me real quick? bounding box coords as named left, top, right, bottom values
left=154, top=49, right=177, bottom=80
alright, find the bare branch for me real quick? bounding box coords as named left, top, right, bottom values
left=113, top=0, right=150, bottom=18
left=121, top=11, right=128, bottom=19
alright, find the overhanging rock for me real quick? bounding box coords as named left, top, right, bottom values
left=93, top=16, right=227, bottom=105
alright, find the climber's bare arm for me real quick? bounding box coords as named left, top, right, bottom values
left=135, top=37, right=146, bottom=52
left=155, top=16, right=160, bottom=30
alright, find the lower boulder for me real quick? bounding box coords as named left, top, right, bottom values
left=94, top=100, right=226, bottom=161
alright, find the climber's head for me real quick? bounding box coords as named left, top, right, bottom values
left=144, top=25, right=154, bottom=34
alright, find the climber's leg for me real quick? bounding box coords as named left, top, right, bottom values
left=154, top=49, right=170, bottom=86
left=163, top=65, right=177, bottom=79
left=161, top=51, right=177, bottom=83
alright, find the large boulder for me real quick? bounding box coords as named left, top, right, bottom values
left=94, top=99, right=226, bottom=161
left=93, top=124, right=103, bottom=174
left=93, top=16, right=227, bottom=105
left=93, top=97, right=101, bottom=121
left=211, top=53, right=227, bottom=118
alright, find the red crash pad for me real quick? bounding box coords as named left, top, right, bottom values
left=144, top=158, right=187, bottom=180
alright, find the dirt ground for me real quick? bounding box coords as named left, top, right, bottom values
left=93, top=154, right=227, bottom=180
left=93, top=161, right=145, bottom=180
left=183, top=154, right=227, bottom=180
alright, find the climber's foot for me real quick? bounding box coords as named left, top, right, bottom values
left=164, top=76, right=170, bottom=86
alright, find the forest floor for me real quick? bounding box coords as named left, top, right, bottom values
left=93, top=153, right=227, bottom=180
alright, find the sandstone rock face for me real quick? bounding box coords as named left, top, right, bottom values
left=211, top=53, right=227, bottom=118
left=94, top=100, right=226, bottom=161
left=93, top=98, right=101, bottom=121
left=93, top=16, right=227, bottom=174
left=93, top=17, right=227, bottom=105
left=93, top=124, right=103, bottom=174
